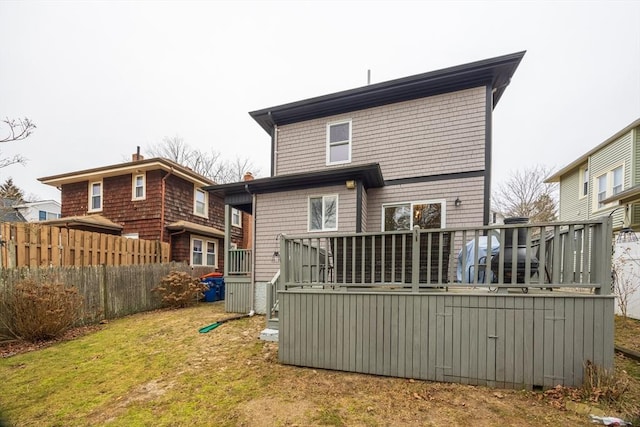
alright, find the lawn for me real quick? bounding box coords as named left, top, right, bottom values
left=1, top=303, right=639, bottom=426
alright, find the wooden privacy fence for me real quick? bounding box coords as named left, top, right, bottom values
left=0, top=262, right=203, bottom=328
left=0, top=222, right=170, bottom=268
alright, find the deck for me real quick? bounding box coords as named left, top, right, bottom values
left=271, top=218, right=615, bottom=389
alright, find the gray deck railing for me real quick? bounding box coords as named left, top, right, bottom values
left=278, top=218, right=613, bottom=294
left=228, top=249, right=252, bottom=276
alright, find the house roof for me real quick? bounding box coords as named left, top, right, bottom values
left=205, top=163, right=384, bottom=213
left=166, top=220, right=225, bottom=238
left=545, top=117, right=640, bottom=183
left=38, top=157, right=215, bottom=187
left=40, top=214, right=123, bottom=231
left=249, top=51, right=526, bottom=134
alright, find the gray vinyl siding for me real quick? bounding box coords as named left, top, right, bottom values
left=275, top=87, right=486, bottom=181
left=254, top=185, right=357, bottom=282
left=361, top=187, right=368, bottom=231
left=557, top=167, right=589, bottom=222
left=366, top=177, right=486, bottom=232
left=279, top=291, right=614, bottom=388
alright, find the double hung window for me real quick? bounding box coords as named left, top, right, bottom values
left=309, top=195, right=338, bottom=232
left=326, top=120, right=351, bottom=165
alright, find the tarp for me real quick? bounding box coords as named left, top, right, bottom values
left=456, top=235, right=500, bottom=283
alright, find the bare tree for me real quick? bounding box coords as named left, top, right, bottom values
left=0, top=117, right=35, bottom=169
left=145, top=136, right=260, bottom=184
left=492, top=164, right=558, bottom=223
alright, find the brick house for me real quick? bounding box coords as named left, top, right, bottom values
left=38, top=153, right=246, bottom=270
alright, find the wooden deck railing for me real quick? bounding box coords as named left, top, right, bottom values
left=227, top=249, right=252, bottom=275
left=278, top=218, right=613, bottom=294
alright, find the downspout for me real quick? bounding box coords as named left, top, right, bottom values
left=272, top=123, right=278, bottom=177
left=483, top=84, right=493, bottom=226
left=160, top=167, right=174, bottom=243
left=245, top=183, right=256, bottom=313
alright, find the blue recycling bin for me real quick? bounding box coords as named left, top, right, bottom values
left=201, top=274, right=225, bottom=302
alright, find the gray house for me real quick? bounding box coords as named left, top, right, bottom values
left=210, top=51, right=525, bottom=311
left=208, top=52, right=615, bottom=389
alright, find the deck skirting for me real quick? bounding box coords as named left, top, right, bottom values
left=278, top=290, right=614, bottom=389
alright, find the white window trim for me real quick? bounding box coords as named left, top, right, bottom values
left=381, top=199, right=447, bottom=232
left=308, top=194, right=339, bottom=232
left=578, top=165, right=588, bottom=199
left=132, top=173, right=146, bottom=201
left=231, top=208, right=242, bottom=228
left=194, top=187, right=208, bottom=218
left=190, top=236, right=218, bottom=267
left=326, top=119, right=352, bottom=166
left=592, top=162, right=625, bottom=212
left=88, top=181, right=103, bottom=212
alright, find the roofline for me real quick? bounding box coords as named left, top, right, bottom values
left=38, top=158, right=215, bottom=187
left=205, top=163, right=384, bottom=196
left=249, top=51, right=526, bottom=134
left=545, top=117, right=640, bottom=183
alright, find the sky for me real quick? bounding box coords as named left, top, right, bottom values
left=1, top=0, right=639, bottom=202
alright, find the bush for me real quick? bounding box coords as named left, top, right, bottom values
left=582, top=359, right=628, bottom=403
left=152, top=271, right=207, bottom=308
left=0, top=279, right=83, bottom=342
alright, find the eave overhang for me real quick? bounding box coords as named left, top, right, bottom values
left=601, top=184, right=640, bottom=206
left=249, top=51, right=526, bottom=134
left=38, top=158, right=215, bottom=188
left=205, top=163, right=384, bottom=209
left=41, top=214, right=123, bottom=232
left=166, top=220, right=225, bottom=238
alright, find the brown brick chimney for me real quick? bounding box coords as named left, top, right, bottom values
left=243, top=172, right=254, bottom=181
left=132, top=146, right=144, bottom=162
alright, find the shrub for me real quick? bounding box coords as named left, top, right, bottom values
left=0, top=279, right=83, bottom=342
left=152, top=271, right=207, bottom=308
left=582, top=359, right=628, bottom=403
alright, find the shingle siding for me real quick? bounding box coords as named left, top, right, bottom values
left=366, top=177, right=486, bottom=232
left=275, top=86, right=486, bottom=180
left=255, top=185, right=357, bottom=282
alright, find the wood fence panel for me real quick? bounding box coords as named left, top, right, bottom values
left=0, top=223, right=170, bottom=268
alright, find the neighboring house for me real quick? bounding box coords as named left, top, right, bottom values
left=0, top=198, right=26, bottom=222
left=545, top=118, right=640, bottom=231
left=12, top=200, right=61, bottom=222
left=38, top=153, right=246, bottom=270
left=208, top=51, right=525, bottom=314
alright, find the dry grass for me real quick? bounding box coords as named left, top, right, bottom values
left=0, top=305, right=638, bottom=426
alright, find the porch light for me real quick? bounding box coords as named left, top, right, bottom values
left=454, top=197, right=462, bottom=207
left=345, top=180, right=356, bottom=190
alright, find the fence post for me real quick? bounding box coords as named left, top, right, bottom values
left=101, top=264, right=109, bottom=319
left=597, top=216, right=613, bottom=295
left=412, top=226, right=420, bottom=292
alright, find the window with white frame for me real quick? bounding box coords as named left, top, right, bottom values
left=326, top=120, right=351, bottom=165
left=132, top=173, right=145, bottom=200
left=595, top=164, right=624, bottom=210
left=191, top=237, right=217, bottom=267
left=38, top=211, right=61, bottom=221
left=308, top=195, right=338, bottom=232
left=194, top=188, right=208, bottom=217
left=382, top=200, right=445, bottom=231
left=579, top=166, right=588, bottom=198
left=89, top=181, right=102, bottom=212
left=231, top=208, right=242, bottom=227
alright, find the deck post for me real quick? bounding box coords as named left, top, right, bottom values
left=412, top=226, right=420, bottom=292
left=597, top=216, right=613, bottom=295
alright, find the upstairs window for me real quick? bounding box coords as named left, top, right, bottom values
left=594, top=164, right=624, bottom=210
left=326, top=120, right=351, bottom=165
left=194, top=188, right=208, bottom=217
left=579, top=166, right=589, bottom=198
left=38, top=211, right=60, bottom=221
left=89, top=181, right=102, bottom=212
left=132, top=173, right=145, bottom=200
left=309, top=195, right=338, bottom=232
left=231, top=208, right=242, bottom=227
left=382, top=201, right=445, bottom=231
